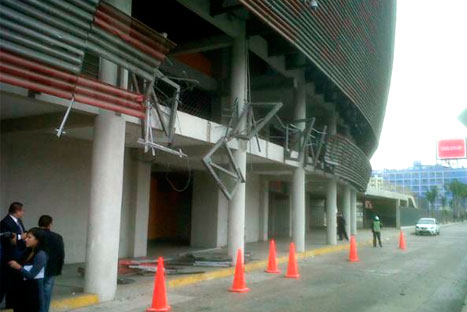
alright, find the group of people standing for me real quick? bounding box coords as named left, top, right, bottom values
left=0, top=202, right=65, bottom=312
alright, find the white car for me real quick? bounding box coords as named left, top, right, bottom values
left=415, top=218, right=440, bottom=236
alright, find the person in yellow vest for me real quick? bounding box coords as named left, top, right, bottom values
left=372, top=216, right=383, bottom=248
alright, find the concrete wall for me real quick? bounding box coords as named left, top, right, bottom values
left=268, top=193, right=290, bottom=238
left=245, top=173, right=261, bottom=242
left=0, top=131, right=146, bottom=263
left=0, top=133, right=9, bottom=212
left=400, top=207, right=427, bottom=226
left=217, top=189, right=229, bottom=247
left=191, top=171, right=228, bottom=248
left=119, top=149, right=135, bottom=258
left=191, top=171, right=262, bottom=247
left=310, top=199, right=326, bottom=228
left=1, top=132, right=92, bottom=263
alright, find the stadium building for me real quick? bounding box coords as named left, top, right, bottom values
left=0, top=0, right=396, bottom=301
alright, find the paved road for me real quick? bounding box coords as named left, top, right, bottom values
left=74, top=224, right=467, bottom=312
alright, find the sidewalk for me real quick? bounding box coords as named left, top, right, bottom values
left=60, top=222, right=467, bottom=311
left=51, top=227, right=407, bottom=311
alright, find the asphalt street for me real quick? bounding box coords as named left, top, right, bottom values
left=74, top=223, right=467, bottom=312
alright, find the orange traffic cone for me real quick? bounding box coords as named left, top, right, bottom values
left=147, top=257, right=170, bottom=312
left=285, top=242, right=300, bottom=278
left=348, top=235, right=359, bottom=262
left=265, top=239, right=280, bottom=273
left=229, top=249, right=249, bottom=293
left=399, top=230, right=407, bottom=250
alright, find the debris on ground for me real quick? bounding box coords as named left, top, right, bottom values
left=117, top=277, right=135, bottom=284
left=78, top=250, right=252, bottom=277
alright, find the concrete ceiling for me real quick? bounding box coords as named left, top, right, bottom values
left=0, top=90, right=65, bottom=120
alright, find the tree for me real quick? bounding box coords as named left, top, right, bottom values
left=425, top=186, right=439, bottom=217
left=440, top=196, right=447, bottom=209
left=440, top=195, right=448, bottom=223
left=448, top=180, right=467, bottom=217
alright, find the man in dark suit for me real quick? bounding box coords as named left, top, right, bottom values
left=0, top=202, right=27, bottom=308
left=39, top=215, right=65, bottom=312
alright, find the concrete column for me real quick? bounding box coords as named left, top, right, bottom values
left=343, top=185, right=351, bottom=238
left=84, top=0, right=131, bottom=301
left=260, top=178, right=269, bottom=241
left=326, top=107, right=338, bottom=245
left=130, top=161, right=151, bottom=257
left=84, top=66, right=126, bottom=301
left=395, top=199, right=401, bottom=229
left=350, top=189, right=357, bottom=235
left=228, top=29, right=247, bottom=264
left=326, top=179, right=337, bottom=245
left=289, top=192, right=293, bottom=238
left=291, top=73, right=306, bottom=252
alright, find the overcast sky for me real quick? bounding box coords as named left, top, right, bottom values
left=370, top=0, right=467, bottom=170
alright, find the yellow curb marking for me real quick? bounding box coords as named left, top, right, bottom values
left=169, top=237, right=382, bottom=289
left=51, top=293, right=99, bottom=310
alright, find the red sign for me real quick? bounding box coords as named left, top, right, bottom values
left=437, top=139, right=466, bottom=159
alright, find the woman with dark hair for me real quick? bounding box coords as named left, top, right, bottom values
left=8, top=227, right=48, bottom=312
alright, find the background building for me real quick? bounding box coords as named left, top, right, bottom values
left=373, top=162, right=467, bottom=209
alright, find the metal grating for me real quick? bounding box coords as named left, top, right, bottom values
left=89, top=1, right=176, bottom=81
left=324, top=134, right=372, bottom=191
left=0, top=0, right=98, bottom=73
left=0, top=49, right=145, bottom=119
left=0, top=0, right=176, bottom=119
left=239, top=0, right=396, bottom=143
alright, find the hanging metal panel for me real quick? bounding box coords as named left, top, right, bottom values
left=239, top=0, right=396, bottom=147
left=202, top=138, right=246, bottom=200
left=0, top=0, right=176, bottom=123
left=324, top=135, right=372, bottom=191
left=0, top=50, right=145, bottom=119
left=86, top=1, right=176, bottom=82
left=0, top=0, right=99, bottom=74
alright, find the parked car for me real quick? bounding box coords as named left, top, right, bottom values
left=415, top=218, right=440, bottom=235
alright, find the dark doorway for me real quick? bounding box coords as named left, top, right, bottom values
left=147, top=172, right=192, bottom=246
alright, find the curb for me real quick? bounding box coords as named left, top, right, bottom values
left=168, top=235, right=394, bottom=289
left=51, top=293, right=99, bottom=311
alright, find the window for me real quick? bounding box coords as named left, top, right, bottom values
left=417, top=219, right=435, bottom=224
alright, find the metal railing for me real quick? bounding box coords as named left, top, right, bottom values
left=324, top=134, right=372, bottom=191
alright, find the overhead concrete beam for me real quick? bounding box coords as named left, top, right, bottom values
left=171, top=35, right=232, bottom=55
left=160, top=58, right=218, bottom=91
left=173, top=2, right=306, bottom=87
left=176, top=0, right=243, bottom=37
left=251, top=74, right=294, bottom=91
left=248, top=35, right=299, bottom=80
left=1, top=112, right=94, bottom=134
